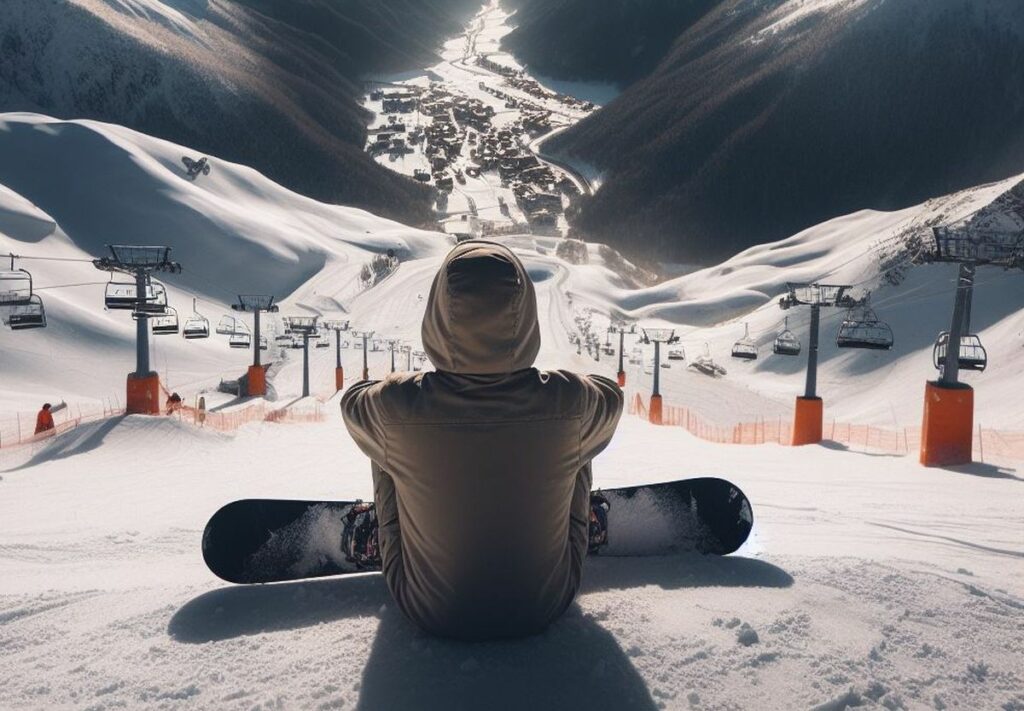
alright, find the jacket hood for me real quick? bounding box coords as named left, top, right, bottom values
left=422, top=241, right=540, bottom=375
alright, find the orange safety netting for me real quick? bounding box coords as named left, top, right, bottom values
left=628, top=393, right=1024, bottom=463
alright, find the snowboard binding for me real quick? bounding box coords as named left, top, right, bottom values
left=588, top=492, right=610, bottom=554
left=341, top=501, right=381, bottom=569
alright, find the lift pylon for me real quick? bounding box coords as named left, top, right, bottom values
left=918, top=227, right=1024, bottom=466
left=779, top=283, right=856, bottom=445
left=351, top=330, right=375, bottom=381
left=231, top=295, right=279, bottom=397
left=609, top=322, right=636, bottom=387
left=323, top=319, right=351, bottom=391
left=282, top=315, right=318, bottom=398
left=93, top=245, right=181, bottom=415
left=639, top=327, right=679, bottom=425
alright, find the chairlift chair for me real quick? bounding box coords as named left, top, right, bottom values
left=932, top=332, right=987, bottom=372
left=216, top=315, right=240, bottom=336
left=773, top=317, right=801, bottom=357
left=182, top=298, right=210, bottom=339
left=836, top=306, right=894, bottom=350
left=230, top=331, right=252, bottom=349
left=134, top=280, right=168, bottom=315
left=105, top=281, right=142, bottom=310
left=0, top=267, right=33, bottom=306
left=3, top=294, right=46, bottom=330
left=151, top=307, right=180, bottom=336
left=731, top=324, right=758, bottom=361
left=316, top=336, right=330, bottom=349
left=667, top=347, right=686, bottom=361
left=260, top=336, right=268, bottom=351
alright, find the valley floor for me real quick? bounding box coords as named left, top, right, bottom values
left=1, top=414, right=1021, bottom=711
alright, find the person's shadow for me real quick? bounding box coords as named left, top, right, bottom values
left=356, top=602, right=657, bottom=711
left=169, top=555, right=792, bottom=709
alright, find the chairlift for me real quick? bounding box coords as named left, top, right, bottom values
left=230, top=331, right=252, bottom=349
left=105, top=281, right=143, bottom=310
left=836, top=305, right=894, bottom=350
left=731, top=323, right=758, bottom=361
left=932, top=332, right=987, bottom=372
left=260, top=336, right=268, bottom=351
left=182, top=298, right=210, bottom=339
left=216, top=315, right=240, bottom=336
left=3, top=294, right=46, bottom=330
left=151, top=307, right=180, bottom=336
left=136, top=280, right=168, bottom=314
left=667, top=347, right=686, bottom=361
left=0, top=264, right=33, bottom=306
left=316, top=336, right=330, bottom=349
left=773, top=317, right=801, bottom=357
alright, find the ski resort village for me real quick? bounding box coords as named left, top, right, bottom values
left=1, top=1, right=1023, bottom=710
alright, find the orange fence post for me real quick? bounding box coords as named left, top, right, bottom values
left=920, top=381, right=974, bottom=467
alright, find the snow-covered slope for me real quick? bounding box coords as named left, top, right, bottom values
left=2, top=111, right=1023, bottom=431
left=1, top=113, right=1023, bottom=710
left=0, top=113, right=449, bottom=409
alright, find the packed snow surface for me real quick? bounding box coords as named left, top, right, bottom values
left=2, top=56, right=1024, bottom=709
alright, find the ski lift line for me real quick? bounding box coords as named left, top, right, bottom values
left=3, top=254, right=96, bottom=263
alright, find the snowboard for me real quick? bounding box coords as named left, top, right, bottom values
left=202, top=477, right=754, bottom=585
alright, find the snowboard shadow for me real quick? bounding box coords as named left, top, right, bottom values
left=167, top=556, right=791, bottom=645
left=581, top=554, right=794, bottom=593
left=355, top=604, right=659, bottom=711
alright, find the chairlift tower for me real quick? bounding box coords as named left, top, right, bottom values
left=386, top=339, right=403, bottom=373
left=352, top=330, right=375, bottom=381
left=918, top=227, right=1024, bottom=466
left=640, top=327, right=679, bottom=425
left=779, top=283, right=856, bottom=445
left=93, top=246, right=181, bottom=415
left=608, top=322, right=637, bottom=387
left=231, top=295, right=279, bottom=397
left=323, top=320, right=351, bottom=391
left=283, top=316, right=319, bottom=398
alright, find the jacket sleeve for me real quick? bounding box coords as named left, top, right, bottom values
left=340, top=380, right=388, bottom=466
left=579, top=374, right=624, bottom=464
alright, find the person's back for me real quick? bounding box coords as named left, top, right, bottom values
left=342, top=241, right=622, bottom=640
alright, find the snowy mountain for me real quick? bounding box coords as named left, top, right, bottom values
left=0, top=0, right=478, bottom=226
left=511, top=0, right=1024, bottom=262
left=1, top=112, right=1023, bottom=710
left=3, top=111, right=1023, bottom=428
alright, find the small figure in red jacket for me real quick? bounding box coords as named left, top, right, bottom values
left=34, top=401, right=67, bottom=435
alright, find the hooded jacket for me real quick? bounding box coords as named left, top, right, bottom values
left=341, top=241, right=623, bottom=640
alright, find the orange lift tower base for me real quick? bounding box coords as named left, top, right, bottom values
left=232, top=295, right=279, bottom=398
left=323, top=320, right=351, bottom=393
left=918, top=225, right=1022, bottom=467
left=639, top=327, right=677, bottom=426
left=126, top=372, right=161, bottom=415
left=93, top=245, right=182, bottom=416
left=610, top=321, right=636, bottom=389
left=920, top=381, right=974, bottom=467
left=778, top=283, right=865, bottom=446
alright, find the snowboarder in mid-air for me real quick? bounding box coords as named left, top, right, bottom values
left=181, top=156, right=211, bottom=181
left=342, top=240, right=623, bottom=641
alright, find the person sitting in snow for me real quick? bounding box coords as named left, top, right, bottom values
left=342, top=240, right=623, bottom=641
left=34, top=401, right=67, bottom=435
